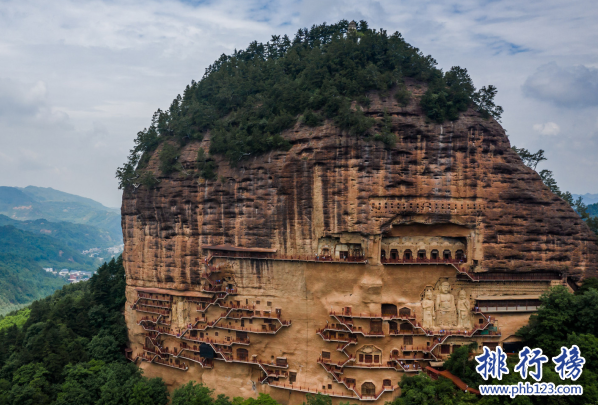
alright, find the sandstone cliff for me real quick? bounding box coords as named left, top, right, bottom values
left=122, top=83, right=598, bottom=288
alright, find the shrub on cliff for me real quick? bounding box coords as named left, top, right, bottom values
left=117, top=20, right=502, bottom=188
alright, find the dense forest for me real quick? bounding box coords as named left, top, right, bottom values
left=117, top=20, right=503, bottom=189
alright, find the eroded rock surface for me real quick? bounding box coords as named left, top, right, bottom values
left=123, top=86, right=597, bottom=403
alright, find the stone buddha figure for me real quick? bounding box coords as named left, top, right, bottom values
left=435, top=281, right=456, bottom=327
left=457, top=289, right=472, bottom=329
left=421, top=289, right=435, bottom=329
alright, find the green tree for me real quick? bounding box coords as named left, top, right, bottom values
left=171, top=382, right=217, bottom=405
left=388, top=373, right=477, bottom=405
left=118, top=20, right=502, bottom=188
left=128, top=378, right=169, bottom=405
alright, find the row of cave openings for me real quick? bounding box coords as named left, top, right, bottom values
left=381, top=249, right=465, bottom=261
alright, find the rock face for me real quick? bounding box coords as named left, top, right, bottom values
left=123, top=84, right=597, bottom=403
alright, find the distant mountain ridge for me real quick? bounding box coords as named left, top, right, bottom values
left=0, top=215, right=117, bottom=251
left=573, top=193, right=598, bottom=205
left=0, top=186, right=122, bottom=244
left=0, top=186, right=122, bottom=315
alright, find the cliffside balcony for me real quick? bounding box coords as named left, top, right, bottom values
left=134, top=305, right=171, bottom=316
left=214, top=322, right=289, bottom=334
left=471, top=272, right=562, bottom=282
left=182, top=335, right=250, bottom=346
left=266, top=381, right=360, bottom=400
left=318, top=354, right=355, bottom=368
left=389, top=328, right=426, bottom=336
left=201, top=285, right=238, bottom=295
left=382, top=257, right=465, bottom=265
left=137, top=292, right=172, bottom=302
left=136, top=299, right=172, bottom=310
left=152, top=356, right=189, bottom=371
left=178, top=352, right=214, bottom=368
left=137, top=315, right=170, bottom=326
left=332, top=309, right=416, bottom=321
left=202, top=245, right=367, bottom=264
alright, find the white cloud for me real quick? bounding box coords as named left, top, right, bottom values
left=533, top=122, right=560, bottom=136
left=523, top=62, right=598, bottom=107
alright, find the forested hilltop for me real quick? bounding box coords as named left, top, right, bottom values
left=1, top=257, right=598, bottom=404
left=117, top=20, right=502, bottom=188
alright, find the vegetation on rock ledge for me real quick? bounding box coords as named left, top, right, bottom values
left=117, top=20, right=503, bottom=189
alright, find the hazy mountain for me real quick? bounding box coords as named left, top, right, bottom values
left=0, top=215, right=117, bottom=251
left=0, top=186, right=122, bottom=314
left=573, top=193, right=598, bottom=205
left=0, top=186, right=122, bottom=244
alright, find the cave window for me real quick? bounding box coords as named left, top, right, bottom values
left=362, top=382, right=376, bottom=396
left=320, top=247, right=330, bottom=257
left=443, top=250, right=452, bottom=260
left=383, top=379, right=391, bottom=387
left=418, top=250, right=426, bottom=260
left=351, top=246, right=363, bottom=258
left=339, top=251, right=348, bottom=259
left=370, top=320, right=382, bottom=333
left=289, top=372, right=297, bottom=383
left=403, top=336, right=413, bottom=345
left=441, top=345, right=451, bottom=354
left=400, top=322, right=413, bottom=332
left=456, top=250, right=464, bottom=261
left=237, top=348, right=248, bottom=361
left=364, top=354, right=373, bottom=363
left=390, top=249, right=398, bottom=260
left=391, top=349, right=399, bottom=358
left=389, top=321, right=398, bottom=333
left=399, top=307, right=411, bottom=317
left=382, top=304, right=397, bottom=317
left=322, top=351, right=331, bottom=359
left=403, top=249, right=412, bottom=260
left=431, top=249, right=439, bottom=260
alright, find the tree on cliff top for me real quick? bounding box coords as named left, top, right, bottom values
left=513, top=146, right=598, bottom=234
left=117, top=20, right=502, bottom=189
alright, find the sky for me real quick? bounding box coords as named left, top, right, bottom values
left=1, top=0, right=597, bottom=207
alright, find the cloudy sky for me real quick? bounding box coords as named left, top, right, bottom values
left=1, top=0, right=597, bottom=207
